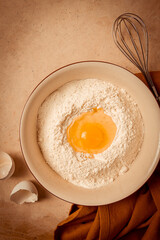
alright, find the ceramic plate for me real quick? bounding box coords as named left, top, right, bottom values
left=20, top=61, right=160, bottom=205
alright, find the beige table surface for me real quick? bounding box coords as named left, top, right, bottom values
left=0, top=0, right=160, bottom=239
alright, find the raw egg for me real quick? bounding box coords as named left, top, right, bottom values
left=67, top=108, right=117, bottom=154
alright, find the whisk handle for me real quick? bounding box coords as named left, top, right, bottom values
left=144, top=72, right=160, bottom=106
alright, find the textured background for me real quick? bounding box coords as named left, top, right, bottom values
left=0, top=0, right=160, bottom=239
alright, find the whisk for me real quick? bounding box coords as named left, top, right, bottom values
left=112, top=13, right=160, bottom=105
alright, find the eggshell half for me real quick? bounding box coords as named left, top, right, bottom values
left=0, top=151, right=15, bottom=180
left=10, top=180, right=38, bottom=204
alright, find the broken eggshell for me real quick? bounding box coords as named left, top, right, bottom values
left=0, top=151, right=15, bottom=180
left=10, top=180, right=38, bottom=204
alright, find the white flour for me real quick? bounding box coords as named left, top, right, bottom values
left=37, top=79, right=144, bottom=188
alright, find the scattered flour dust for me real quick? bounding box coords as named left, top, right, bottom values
left=37, top=79, right=144, bottom=188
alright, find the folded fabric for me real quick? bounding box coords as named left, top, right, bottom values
left=54, top=72, right=160, bottom=240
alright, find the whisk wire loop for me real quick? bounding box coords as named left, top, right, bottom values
left=123, top=18, right=146, bottom=71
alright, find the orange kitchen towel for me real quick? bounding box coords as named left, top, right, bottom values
left=54, top=72, right=160, bottom=240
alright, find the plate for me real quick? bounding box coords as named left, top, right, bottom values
left=20, top=61, right=160, bottom=205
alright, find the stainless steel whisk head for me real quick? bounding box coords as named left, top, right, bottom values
left=112, top=13, right=160, bottom=105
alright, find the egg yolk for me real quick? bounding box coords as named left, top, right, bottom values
left=67, top=108, right=117, bottom=154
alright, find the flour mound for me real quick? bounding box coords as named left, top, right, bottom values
left=37, top=79, right=144, bottom=188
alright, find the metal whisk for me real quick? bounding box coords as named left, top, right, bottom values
left=112, top=13, right=160, bottom=105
